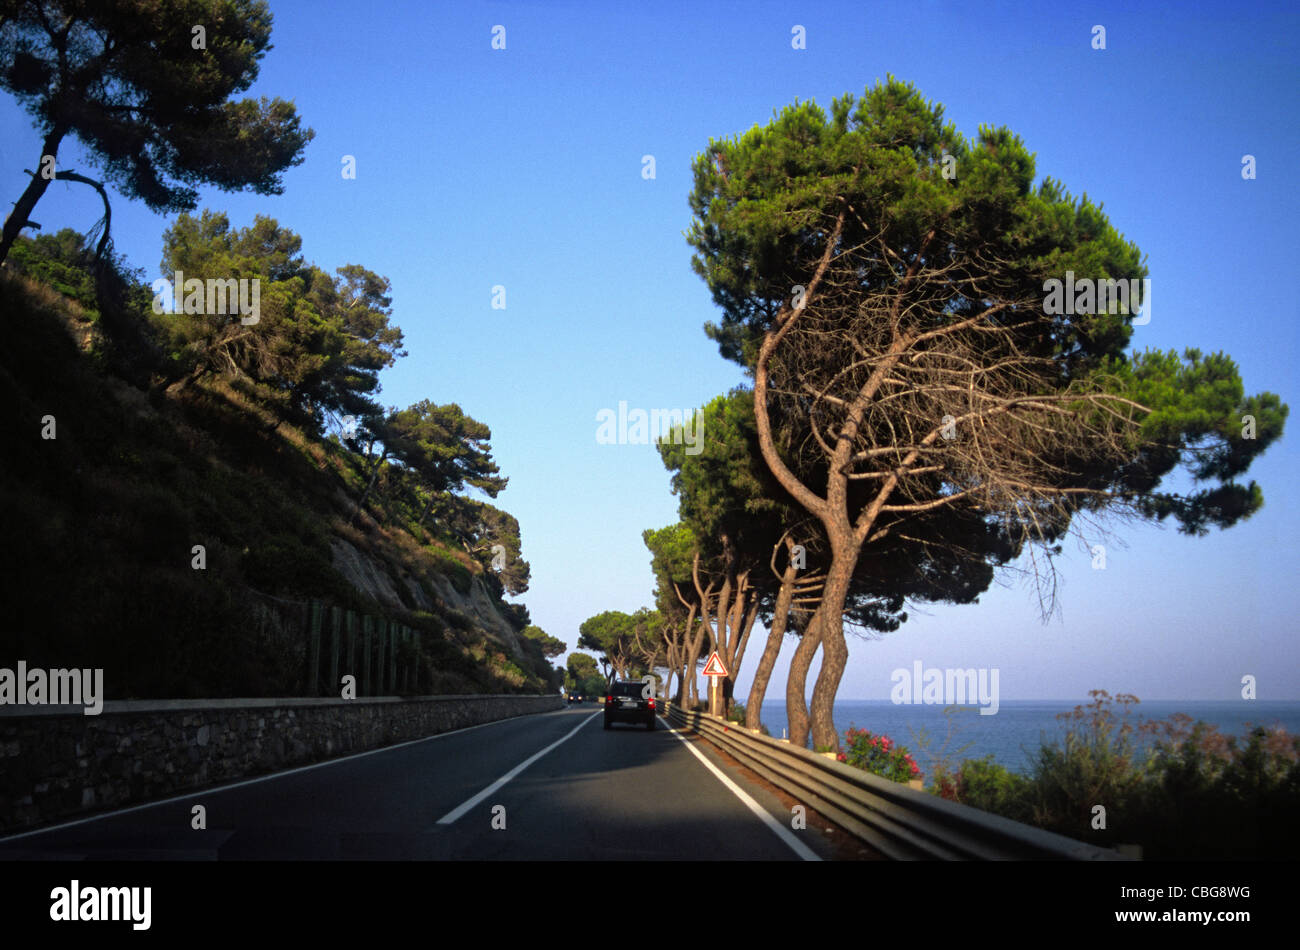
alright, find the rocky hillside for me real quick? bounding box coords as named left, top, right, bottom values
left=0, top=266, right=556, bottom=698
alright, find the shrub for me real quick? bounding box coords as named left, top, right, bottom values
left=948, top=755, right=1034, bottom=823
left=838, top=727, right=922, bottom=784
left=445, top=609, right=476, bottom=634
left=1133, top=719, right=1300, bottom=859
left=1023, top=690, right=1151, bottom=838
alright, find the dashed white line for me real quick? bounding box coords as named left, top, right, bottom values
left=0, top=707, right=572, bottom=844
left=435, top=710, right=602, bottom=825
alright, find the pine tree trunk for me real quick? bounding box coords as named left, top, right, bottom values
left=807, top=549, right=858, bottom=751
left=356, top=448, right=388, bottom=512
left=733, top=597, right=759, bottom=680
left=746, top=558, right=797, bottom=731
left=785, top=613, right=822, bottom=748
left=0, top=126, right=67, bottom=265
left=684, top=614, right=709, bottom=708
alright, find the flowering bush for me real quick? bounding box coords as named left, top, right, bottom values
left=838, top=727, right=922, bottom=784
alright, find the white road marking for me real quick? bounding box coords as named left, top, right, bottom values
left=0, top=707, right=573, bottom=844
left=660, top=718, right=822, bottom=861
left=435, top=710, right=602, bottom=825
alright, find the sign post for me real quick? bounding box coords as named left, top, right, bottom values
left=701, top=651, right=728, bottom=718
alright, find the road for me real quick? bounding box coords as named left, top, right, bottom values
left=0, top=706, right=835, bottom=860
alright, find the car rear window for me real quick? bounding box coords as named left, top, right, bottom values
left=611, top=682, right=643, bottom=697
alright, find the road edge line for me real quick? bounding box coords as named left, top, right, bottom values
left=660, top=719, right=822, bottom=861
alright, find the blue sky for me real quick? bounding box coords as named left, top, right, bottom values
left=3, top=0, right=1296, bottom=700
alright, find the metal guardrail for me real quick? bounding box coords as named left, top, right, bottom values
left=664, top=703, right=1131, bottom=860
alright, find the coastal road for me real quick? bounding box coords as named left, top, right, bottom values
left=0, top=707, right=841, bottom=860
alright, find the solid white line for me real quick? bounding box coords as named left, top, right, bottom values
left=436, top=710, right=602, bottom=825
left=660, top=718, right=822, bottom=861
left=0, top=707, right=572, bottom=844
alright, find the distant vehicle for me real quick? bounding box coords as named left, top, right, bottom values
left=567, top=694, right=582, bottom=704
left=603, top=680, right=655, bottom=730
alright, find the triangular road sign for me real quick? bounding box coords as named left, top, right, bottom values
left=701, top=652, right=728, bottom=677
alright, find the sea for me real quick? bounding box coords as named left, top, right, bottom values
left=754, top=699, right=1300, bottom=776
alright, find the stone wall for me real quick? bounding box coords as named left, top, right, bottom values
left=0, top=694, right=562, bottom=834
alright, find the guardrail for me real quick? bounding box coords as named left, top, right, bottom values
left=664, top=703, right=1131, bottom=860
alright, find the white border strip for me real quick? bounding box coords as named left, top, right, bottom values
left=0, top=707, right=567, bottom=844
left=661, top=719, right=821, bottom=861
left=435, top=711, right=601, bottom=824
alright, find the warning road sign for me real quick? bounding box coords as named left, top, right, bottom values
left=701, top=652, right=728, bottom=677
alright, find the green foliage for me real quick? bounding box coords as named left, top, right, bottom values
left=941, top=756, right=1034, bottom=824
left=564, top=653, right=607, bottom=697
left=500, top=602, right=531, bottom=632
left=426, top=494, right=528, bottom=596
left=0, top=0, right=313, bottom=216
left=0, top=247, right=540, bottom=699
left=157, top=211, right=404, bottom=434
left=686, top=75, right=1285, bottom=546
left=566, top=653, right=600, bottom=680
left=6, top=230, right=100, bottom=314
left=239, top=536, right=347, bottom=598
left=385, top=401, right=506, bottom=499
left=520, top=625, right=566, bottom=659
left=1130, top=718, right=1300, bottom=859
left=931, top=691, right=1300, bottom=858
left=578, top=610, right=639, bottom=675
left=658, top=390, right=787, bottom=559
left=445, top=609, right=476, bottom=634
left=725, top=701, right=770, bottom=735
left=424, top=545, right=473, bottom=595
left=1023, top=691, right=1150, bottom=833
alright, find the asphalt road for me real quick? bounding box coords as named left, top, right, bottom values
left=0, top=707, right=833, bottom=860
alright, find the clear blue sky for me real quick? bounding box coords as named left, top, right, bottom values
left=3, top=0, right=1296, bottom=700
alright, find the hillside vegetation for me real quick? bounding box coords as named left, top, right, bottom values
left=0, top=228, right=562, bottom=699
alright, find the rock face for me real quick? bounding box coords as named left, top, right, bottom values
left=329, top=538, right=525, bottom=658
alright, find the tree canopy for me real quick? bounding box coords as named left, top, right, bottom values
left=685, top=77, right=1287, bottom=749
left=0, top=0, right=313, bottom=264
left=157, top=210, right=405, bottom=434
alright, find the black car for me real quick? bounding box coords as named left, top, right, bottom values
left=603, top=680, right=656, bottom=730
left=567, top=693, right=582, bottom=704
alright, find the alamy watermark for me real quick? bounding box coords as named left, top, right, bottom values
left=1042, top=271, right=1150, bottom=326
left=151, top=270, right=261, bottom=325
left=50, top=880, right=150, bottom=930
left=891, top=661, right=1000, bottom=715
left=0, top=661, right=104, bottom=715
left=596, top=401, right=703, bottom=455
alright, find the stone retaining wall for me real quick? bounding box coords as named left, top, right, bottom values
left=0, top=694, right=563, bottom=834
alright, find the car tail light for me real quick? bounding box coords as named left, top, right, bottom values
left=648, top=698, right=656, bottom=708
left=606, top=695, right=613, bottom=705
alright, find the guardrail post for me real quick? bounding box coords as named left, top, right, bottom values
left=388, top=623, right=397, bottom=693
left=329, top=606, right=340, bottom=696
left=413, top=627, right=420, bottom=692
left=345, top=610, right=356, bottom=689
left=401, top=626, right=410, bottom=692
left=363, top=615, right=373, bottom=696
left=308, top=600, right=322, bottom=696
